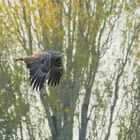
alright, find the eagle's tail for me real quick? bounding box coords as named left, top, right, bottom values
left=15, top=58, right=24, bottom=61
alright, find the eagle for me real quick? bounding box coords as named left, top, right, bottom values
left=16, top=50, right=63, bottom=90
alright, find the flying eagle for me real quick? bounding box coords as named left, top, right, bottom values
left=16, top=50, right=63, bottom=90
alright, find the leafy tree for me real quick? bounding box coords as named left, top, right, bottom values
left=0, top=0, right=140, bottom=140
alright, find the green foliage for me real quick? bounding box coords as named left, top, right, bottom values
left=0, top=0, right=140, bottom=140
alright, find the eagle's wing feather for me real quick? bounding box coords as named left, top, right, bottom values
left=48, top=67, right=63, bottom=86
left=22, top=52, right=51, bottom=90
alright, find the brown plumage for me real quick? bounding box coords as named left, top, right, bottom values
left=16, top=50, right=63, bottom=90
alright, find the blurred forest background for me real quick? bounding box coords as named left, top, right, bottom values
left=0, top=0, right=140, bottom=140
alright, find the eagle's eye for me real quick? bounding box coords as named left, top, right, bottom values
left=55, top=58, right=62, bottom=66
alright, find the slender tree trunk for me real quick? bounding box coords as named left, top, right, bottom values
left=19, top=121, right=23, bottom=140
left=79, top=87, right=92, bottom=140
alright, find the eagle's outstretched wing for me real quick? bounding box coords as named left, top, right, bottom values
left=16, top=51, right=63, bottom=90
left=48, top=66, right=63, bottom=86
